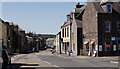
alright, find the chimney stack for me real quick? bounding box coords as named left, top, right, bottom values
left=76, top=2, right=84, bottom=8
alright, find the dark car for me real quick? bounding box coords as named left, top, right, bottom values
left=2, top=49, right=11, bottom=68
left=32, top=48, right=39, bottom=52
left=40, top=47, right=45, bottom=50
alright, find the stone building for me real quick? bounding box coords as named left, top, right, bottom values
left=1, top=20, right=7, bottom=49
left=0, top=19, right=3, bottom=55
left=19, top=29, right=26, bottom=53
left=60, top=3, right=85, bottom=55
left=83, top=1, right=120, bottom=56
left=71, top=3, right=85, bottom=56
left=56, top=31, right=61, bottom=54
left=4, top=22, right=14, bottom=53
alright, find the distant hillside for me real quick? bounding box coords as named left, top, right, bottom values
left=41, top=34, right=56, bottom=39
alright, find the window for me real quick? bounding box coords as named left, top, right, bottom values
left=105, top=42, right=111, bottom=51
left=118, top=22, right=120, bottom=31
left=105, top=23, right=110, bottom=32
left=67, top=27, right=69, bottom=37
left=62, top=29, right=64, bottom=37
left=65, top=28, right=66, bottom=37
left=67, top=16, right=70, bottom=21
left=106, top=4, right=112, bottom=13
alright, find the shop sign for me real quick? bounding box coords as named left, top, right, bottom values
left=111, top=37, right=120, bottom=41
left=105, top=46, right=110, bottom=48
left=113, top=45, right=116, bottom=51
left=111, top=37, right=115, bottom=41
left=115, top=37, right=119, bottom=41
left=99, top=45, right=102, bottom=51
left=119, top=37, right=120, bottom=41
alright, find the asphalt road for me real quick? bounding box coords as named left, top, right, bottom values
left=37, top=52, right=118, bottom=67
left=3, top=49, right=119, bottom=69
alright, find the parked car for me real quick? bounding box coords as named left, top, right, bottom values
left=2, top=49, right=11, bottom=68
left=40, top=47, right=45, bottom=50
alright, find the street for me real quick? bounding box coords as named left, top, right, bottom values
left=5, top=49, right=119, bottom=69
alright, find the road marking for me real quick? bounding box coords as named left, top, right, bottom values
left=110, top=61, right=118, bottom=64
left=44, top=61, right=59, bottom=67
left=53, top=65, right=59, bottom=67
left=20, top=66, right=41, bottom=68
left=44, top=61, right=51, bottom=65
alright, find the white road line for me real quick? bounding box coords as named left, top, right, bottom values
left=53, top=65, right=59, bottom=67
left=20, top=66, right=41, bottom=68
left=44, top=61, right=51, bottom=65
left=110, top=61, right=118, bottom=64
left=44, top=61, right=59, bottom=67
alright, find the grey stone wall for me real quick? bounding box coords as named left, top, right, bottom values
left=83, top=2, right=98, bottom=55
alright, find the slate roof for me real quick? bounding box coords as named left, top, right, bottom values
left=75, top=19, right=82, bottom=28
left=74, top=5, right=86, bottom=13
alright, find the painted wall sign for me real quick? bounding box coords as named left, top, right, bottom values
left=99, top=45, right=102, bottom=51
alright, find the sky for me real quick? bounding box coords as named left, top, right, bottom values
left=2, top=2, right=85, bottom=34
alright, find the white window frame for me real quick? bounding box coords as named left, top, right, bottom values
left=106, top=3, right=112, bottom=13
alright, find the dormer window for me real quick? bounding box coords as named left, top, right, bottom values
left=106, top=3, right=112, bottom=13
left=68, top=16, right=70, bottom=21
